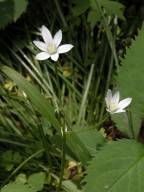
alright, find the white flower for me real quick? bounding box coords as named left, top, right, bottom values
left=33, top=25, right=74, bottom=61
left=105, top=89, right=132, bottom=114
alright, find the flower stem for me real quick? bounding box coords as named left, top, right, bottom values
left=126, top=110, right=135, bottom=139
left=57, top=120, right=66, bottom=191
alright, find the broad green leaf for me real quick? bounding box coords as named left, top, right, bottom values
left=76, top=128, right=105, bottom=154
left=13, top=0, right=28, bottom=21
left=0, top=0, right=28, bottom=29
left=28, top=172, right=46, bottom=191
left=113, top=25, right=144, bottom=137
left=66, top=131, right=91, bottom=164
left=84, top=139, right=144, bottom=192
left=2, top=66, right=59, bottom=128
left=0, top=0, right=14, bottom=29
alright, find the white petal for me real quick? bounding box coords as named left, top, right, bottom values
left=118, top=98, right=132, bottom=109
left=105, top=89, right=112, bottom=107
left=58, top=44, right=74, bottom=54
left=35, top=52, right=50, bottom=60
left=51, top=53, right=59, bottom=61
left=41, top=25, right=53, bottom=44
left=54, top=30, right=62, bottom=47
left=112, top=91, right=120, bottom=104
left=33, top=40, right=47, bottom=51
left=114, top=109, right=125, bottom=113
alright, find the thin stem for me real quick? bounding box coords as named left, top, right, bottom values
left=55, top=62, right=61, bottom=105
left=1, top=149, right=44, bottom=188
left=99, top=53, right=114, bottom=122
left=18, top=49, right=59, bottom=110
left=94, top=0, right=119, bottom=70
left=38, top=123, right=52, bottom=169
left=57, top=124, right=66, bottom=192
left=77, top=64, right=95, bottom=125
left=126, top=110, right=135, bottom=139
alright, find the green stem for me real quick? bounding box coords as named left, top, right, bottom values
left=38, top=123, right=52, bottom=169
left=94, top=0, right=119, bottom=70
left=99, top=53, right=114, bottom=122
left=126, top=110, right=135, bottom=139
left=1, top=149, right=44, bottom=188
left=55, top=62, right=61, bottom=104
left=77, top=64, right=95, bottom=125
left=57, top=124, right=66, bottom=191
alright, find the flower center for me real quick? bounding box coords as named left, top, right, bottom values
left=110, top=102, right=118, bottom=111
left=47, top=43, right=57, bottom=54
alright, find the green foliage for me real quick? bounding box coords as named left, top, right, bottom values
left=84, top=139, right=144, bottom=192
left=1, top=172, right=46, bottom=192
left=62, top=180, right=81, bottom=192
left=0, top=0, right=14, bottom=29
left=72, top=0, right=125, bottom=28
left=113, top=25, right=144, bottom=137
left=88, top=0, right=125, bottom=28
left=2, top=150, right=22, bottom=171
left=72, top=0, right=90, bottom=16
left=13, top=0, right=28, bottom=21
left=2, top=66, right=59, bottom=128
left=0, top=0, right=28, bottom=29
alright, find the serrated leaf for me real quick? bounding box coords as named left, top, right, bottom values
left=113, top=25, right=144, bottom=137
left=76, top=128, right=105, bottom=154
left=84, top=139, right=144, bottom=192
left=13, top=0, right=28, bottom=21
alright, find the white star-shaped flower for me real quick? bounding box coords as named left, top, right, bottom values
left=105, top=89, right=132, bottom=114
left=33, top=25, right=74, bottom=61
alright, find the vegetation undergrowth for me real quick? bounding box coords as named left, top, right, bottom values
left=0, top=0, right=144, bottom=191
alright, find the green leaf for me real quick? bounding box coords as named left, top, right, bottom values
left=88, top=0, right=125, bottom=28
left=72, top=0, right=90, bottom=16
left=28, top=172, right=46, bottom=191
left=2, top=66, right=59, bottom=128
left=1, top=182, right=33, bottom=192
left=13, top=0, right=28, bottom=21
left=0, top=0, right=14, bottom=29
left=62, top=180, right=81, bottom=192
left=113, top=25, right=144, bottom=137
left=0, top=0, right=28, bottom=29
left=76, top=128, right=105, bottom=154
left=84, top=139, right=144, bottom=192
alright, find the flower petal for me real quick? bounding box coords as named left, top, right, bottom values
left=105, top=89, right=112, bottom=108
left=114, top=109, right=125, bottom=113
left=118, top=98, right=132, bottom=109
left=54, top=30, right=62, bottom=47
left=33, top=40, right=47, bottom=51
left=58, top=44, right=74, bottom=54
left=112, top=91, right=120, bottom=104
left=40, top=25, right=53, bottom=44
left=35, top=52, right=50, bottom=60
left=51, top=53, right=59, bottom=61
